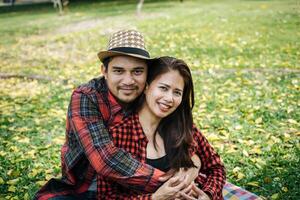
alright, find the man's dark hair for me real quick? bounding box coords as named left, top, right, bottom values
left=102, top=56, right=151, bottom=71
left=102, top=57, right=112, bottom=70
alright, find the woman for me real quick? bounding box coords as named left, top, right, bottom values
left=98, top=56, right=225, bottom=199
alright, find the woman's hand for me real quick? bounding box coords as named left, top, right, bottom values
left=179, top=183, right=212, bottom=200
left=152, top=175, right=189, bottom=200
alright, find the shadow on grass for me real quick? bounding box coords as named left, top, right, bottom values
left=247, top=143, right=300, bottom=199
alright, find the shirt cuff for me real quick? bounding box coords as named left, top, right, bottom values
left=144, top=168, right=165, bottom=192
left=202, top=187, right=215, bottom=200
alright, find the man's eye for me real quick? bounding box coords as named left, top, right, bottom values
left=133, top=70, right=144, bottom=75
left=113, top=70, right=123, bottom=74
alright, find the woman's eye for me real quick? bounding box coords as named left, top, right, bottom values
left=174, top=91, right=182, bottom=96
left=159, top=86, right=167, bottom=91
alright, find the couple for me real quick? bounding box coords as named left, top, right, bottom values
left=35, top=30, right=225, bottom=200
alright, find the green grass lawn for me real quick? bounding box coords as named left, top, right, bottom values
left=0, top=0, right=299, bottom=199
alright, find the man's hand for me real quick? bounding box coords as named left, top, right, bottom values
left=159, top=154, right=201, bottom=184
left=152, top=176, right=189, bottom=200
left=158, top=169, right=176, bottom=182
left=179, top=183, right=212, bottom=200
left=174, top=154, right=201, bottom=184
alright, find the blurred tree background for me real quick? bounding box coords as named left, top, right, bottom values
left=0, top=0, right=299, bottom=199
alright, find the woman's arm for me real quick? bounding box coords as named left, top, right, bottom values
left=186, top=126, right=226, bottom=200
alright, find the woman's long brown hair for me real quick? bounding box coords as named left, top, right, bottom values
left=139, top=56, right=196, bottom=169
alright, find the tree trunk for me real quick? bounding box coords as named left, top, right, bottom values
left=52, top=0, right=69, bottom=15
left=136, top=0, right=144, bottom=16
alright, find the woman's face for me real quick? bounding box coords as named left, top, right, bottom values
left=144, top=70, right=184, bottom=119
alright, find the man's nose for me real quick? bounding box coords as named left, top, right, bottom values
left=123, top=73, right=135, bottom=85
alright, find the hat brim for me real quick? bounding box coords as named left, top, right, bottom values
left=98, top=50, right=153, bottom=63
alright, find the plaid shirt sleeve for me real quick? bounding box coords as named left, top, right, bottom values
left=68, top=90, right=164, bottom=193
left=192, top=125, right=226, bottom=200
left=119, top=194, right=153, bottom=200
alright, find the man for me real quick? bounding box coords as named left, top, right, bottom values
left=35, top=30, right=198, bottom=200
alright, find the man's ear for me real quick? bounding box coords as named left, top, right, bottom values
left=101, top=64, right=107, bottom=79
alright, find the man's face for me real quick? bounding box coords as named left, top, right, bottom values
left=102, top=55, right=148, bottom=104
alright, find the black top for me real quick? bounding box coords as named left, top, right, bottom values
left=146, top=155, right=170, bottom=172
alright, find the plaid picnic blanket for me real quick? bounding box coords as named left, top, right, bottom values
left=223, top=182, right=261, bottom=200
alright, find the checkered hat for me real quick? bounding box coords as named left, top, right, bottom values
left=98, top=30, right=152, bottom=62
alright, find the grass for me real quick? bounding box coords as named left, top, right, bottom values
left=0, top=0, right=299, bottom=199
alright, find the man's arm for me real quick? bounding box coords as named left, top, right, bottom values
left=68, top=90, right=164, bottom=192
left=192, top=126, right=226, bottom=200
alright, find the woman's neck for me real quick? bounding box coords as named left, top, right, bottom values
left=139, top=103, right=166, bottom=159
left=138, top=105, right=161, bottom=140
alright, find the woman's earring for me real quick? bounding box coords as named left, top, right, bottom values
left=144, top=84, right=149, bottom=94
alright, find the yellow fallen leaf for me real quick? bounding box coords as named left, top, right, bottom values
left=24, top=193, right=29, bottom=200
left=255, top=117, right=263, bottom=124
left=37, top=180, right=47, bottom=186
left=8, top=185, right=16, bottom=193
left=243, top=150, right=249, bottom=157
left=45, top=169, right=54, bottom=174
left=29, top=168, right=41, bottom=178
left=52, top=137, right=65, bottom=145
left=227, top=147, right=237, bottom=153
left=7, top=178, right=19, bottom=185
left=256, top=158, right=266, bottom=166
left=46, top=174, right=53, bottom=180
left=207, top=133, right=221, bottom=142
left=19, top=137, right=30, bottom=144
left=7, top=169, right=13, bottom=176
left=237, top=172, right=245, bottom=180
left=26, top=150, right=36, bottom=158
left=0, top=151, right=7, bottom=156
left=282, top=187, right=288, bottom=192
left=264, top=177, right=272, bottom=183
left=287, top=119, right=298, bottom=124
left=287, top=107, right=294, bottom=113
left=10, top=146, right=19, bottom=153
left=238, top=139, right=244, bottom=144
left=234, top=125, right=243, bottom=130
left=251, top=146, right=262, bottom=154
left=213, top=142, right=224, bottom=151
left=255, top=163, right=263, bottom=169
left=270, top=136, right=281, bottom=143
left=12, top=136, right=20, bottom=141
left=255, top=128, right=266, bottom=133
left=271, top=193, right=279, bottom=200
left=232, top=167, right=241, bottom=173
left=247, top=181, right=260, bottom=187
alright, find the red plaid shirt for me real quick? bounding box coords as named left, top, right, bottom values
left=35, top=77, right=164, bottom=200
left=98, top=114, right=226, bottom=200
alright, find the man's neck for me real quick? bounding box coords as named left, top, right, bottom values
left=117, top=100, right=134, bottom=114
